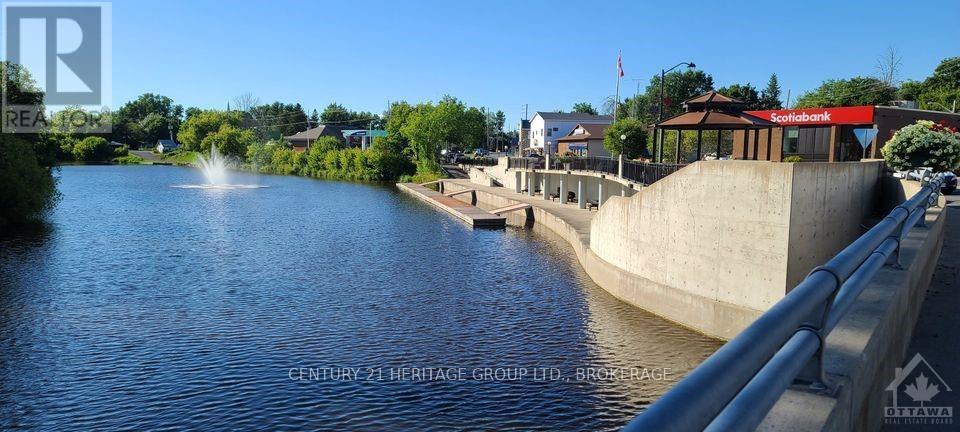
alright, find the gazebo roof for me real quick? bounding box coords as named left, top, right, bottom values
left=654, top=110, right=777, bottom=130
left=684, top=91, right=744, bottom=105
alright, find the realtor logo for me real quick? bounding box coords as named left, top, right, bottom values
left=2, top=2, right=111, bottom=132
left=885, top=353, right=953, bottom=425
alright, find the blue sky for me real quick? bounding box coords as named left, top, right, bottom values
left=109, top=0, right=958, bottom=129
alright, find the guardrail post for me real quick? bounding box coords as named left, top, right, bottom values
left=793, top=266, right=841, bottom=389
left=618, top=154, right=624, bottom=179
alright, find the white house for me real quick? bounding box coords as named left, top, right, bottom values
left=527, top=112, right=613, bottom=154
left=156, top=139, right=180, bottom=153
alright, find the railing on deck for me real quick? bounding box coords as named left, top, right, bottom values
left=458, top=156, right=498, bottom=166
left=622, top=175, right=945, bottom=432
left=621, top=160, right=686, bottom=185
left=509, top=156, right=686, bottom=186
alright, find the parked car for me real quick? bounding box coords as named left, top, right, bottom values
left=893, top=168, right=957, bottom=194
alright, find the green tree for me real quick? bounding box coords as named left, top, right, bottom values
left=249, top=102, right=309, bottom=137
left=177, top=110, right=242, bottom=151
left=0, top=135, right=60, bottom=229
left=571, top=102, right=598, bottom=115
left=113, top=93, right=183, bottom=148
left=760, top=74, right=783, bottom=109
left=320, top=102, right=379, bottom=128
left=794, top=76, right=897, bottom=108
left=717, top=83, right=761, bottom=110
left=199, top=124, right=257, bottom=158
left=910, top=57, right=960, bottom=112
left=0, top=61, right=59, bottom=230
left=603, top=118, right=649, bottom=158
left=71, top=136, right=112, bottom=161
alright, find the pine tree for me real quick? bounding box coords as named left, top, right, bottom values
left=760, top=74, right=783, bottom=109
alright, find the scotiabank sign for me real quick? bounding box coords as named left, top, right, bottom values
left=746, top=106, right=874, bottom=126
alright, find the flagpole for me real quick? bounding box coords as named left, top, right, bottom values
left=614, top=50, right=621, bottom=122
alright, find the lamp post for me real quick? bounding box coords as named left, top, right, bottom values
left=656, top=61, right=696, bottom=162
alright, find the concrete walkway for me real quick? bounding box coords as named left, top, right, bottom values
left=444, top=178, right=597, bottom=243
left=883, top=194, right=960, bottom=431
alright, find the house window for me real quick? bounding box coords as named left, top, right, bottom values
left=547, top=130, right=552, bottom=137
left=552, top=127, right=559, bottom=131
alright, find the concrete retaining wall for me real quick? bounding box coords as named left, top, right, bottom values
left=591, top=161, right=882, bottom=317
left=760, top=183, right=946, bottom=431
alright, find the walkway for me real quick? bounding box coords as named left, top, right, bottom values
left=883, top=194, right=960, bottom=431
left=443, top=178, right=597, bottom=245
left=397, top=183, right=505, bottom=228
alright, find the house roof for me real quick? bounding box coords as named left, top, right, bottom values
left=284, top=125, right=350, bottom=141
left=519, top=119, right=530, bottom=129
left=557, top=123, right=608, bottom=141
left=534, top=111, right=613, bottom=122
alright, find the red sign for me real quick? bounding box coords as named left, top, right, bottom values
left=745, top=106, right=874, bottom=126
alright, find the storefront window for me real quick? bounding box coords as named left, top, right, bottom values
left=782, top=127, right=799, bottom=154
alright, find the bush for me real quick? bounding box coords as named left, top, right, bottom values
left=783, top=155, right=804, bottom=163
left=71, top=136, right=113, bottom=161
left=883, top=120, right=960, bottom=172
left=114, top=154, right=145, bottom=164
left=0, top=135, right=60, bottom=229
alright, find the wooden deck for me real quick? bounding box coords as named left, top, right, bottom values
left=396, top=183, right=506, bottom=228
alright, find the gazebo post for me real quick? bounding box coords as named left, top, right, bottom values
left=716, top=129, right=722, bottom=158
left=658, top=129, right=665, bottom=163
left=674, top=130, right=681, bottom=164
left=752, top=129, right=759, bottom=160
left=741, top=130, right=749, bottom=160
left=696, top=129, right=703, bottom=161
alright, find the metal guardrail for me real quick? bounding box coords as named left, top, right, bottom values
left=621, top=160, right=686, bottom=185
left=623, top=174, right=945, bottom=432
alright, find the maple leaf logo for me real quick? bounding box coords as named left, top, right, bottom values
left=904, top=373, right=940, bottom=406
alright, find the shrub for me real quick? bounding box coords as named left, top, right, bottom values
left=783, top=155, right=804, bottom=163
left=883, top=120, right=960, bottom=172
left=71, top=136, right=112, bottom=161
left=114, top=154, right=145, bottom=164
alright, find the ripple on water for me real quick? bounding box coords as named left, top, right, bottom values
left=0, top=165, right=721, bottom=431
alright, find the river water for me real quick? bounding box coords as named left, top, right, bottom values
left=0, top=165, right=720, bottom=431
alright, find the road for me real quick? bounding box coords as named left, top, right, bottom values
left=129, top=150, right=163, bottom=162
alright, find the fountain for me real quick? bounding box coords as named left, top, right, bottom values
left=173, top=146, right=267, bottom=189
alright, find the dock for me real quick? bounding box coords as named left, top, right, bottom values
left=396, top=183, right=506, bottom=228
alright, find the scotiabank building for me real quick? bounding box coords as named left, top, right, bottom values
left=731, top=106, right=960, bottom=162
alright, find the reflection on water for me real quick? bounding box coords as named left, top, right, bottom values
left=0, top=165, right=721, bottom=431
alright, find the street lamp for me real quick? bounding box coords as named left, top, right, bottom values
left=656, top=61, right=695, bottom=162
left=658, top=62, right=696, bottom=122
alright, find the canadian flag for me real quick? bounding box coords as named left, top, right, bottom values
left=617, top=53, right=625, bottom=77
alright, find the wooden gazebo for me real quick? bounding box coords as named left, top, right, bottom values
left=652, top=91, right=778, bottom=163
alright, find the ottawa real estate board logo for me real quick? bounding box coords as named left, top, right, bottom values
left=885, top=353, right=953, bottom=426
left=2, top=2, right=111, bottom=133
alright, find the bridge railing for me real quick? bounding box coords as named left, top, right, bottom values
left=622, top=174, right=944, bottom=432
